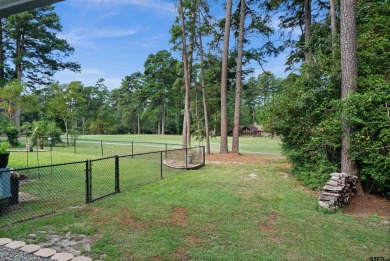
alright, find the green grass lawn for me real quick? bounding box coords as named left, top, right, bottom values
left=75, top=134, right=282, bottom=154
left=6, top=135, right=281, bottom=168
left=2, top=136, right=387, bottom=260
left=1, top=154, right=388, bottom=260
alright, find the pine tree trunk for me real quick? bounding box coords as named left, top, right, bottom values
left=0, top=19, right=4, bottom=79
left=179, top=0, right=191, bottom=148
left=13, top=29, right=24, bottom=132
left=182, top=114, right=187, bottom=147
left=340, top=0, right=360, bottom=192
left=198, top=1, right=210, bottom=154
left=304, top=0, right=312, bottom=62
left=232, top=0, right=246, bottom=153
left=220, top=0, right=233, bottom=154
left=329, top=0, right=337, bottom=58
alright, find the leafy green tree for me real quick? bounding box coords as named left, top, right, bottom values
left=89, top=111, right=117, bottom=134
left=344, top=0, right=390, bottom=195
left=45, top=82, right=84, bottom=144
left=77, top=79, right=110, bottom=134
left=0, top=79, right=23, bottom=125
left=144, top=50, right=179, bottom=135
left=117, top=72, right=145, bottom=134
left=261, top=0, right=389, bottom=197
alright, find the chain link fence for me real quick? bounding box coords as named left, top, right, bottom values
left=19, top=137, right=184, bottom=166
left=0, top=146, right=205, bottom=227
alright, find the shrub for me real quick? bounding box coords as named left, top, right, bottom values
left=4, top=126, right=19, bottom=147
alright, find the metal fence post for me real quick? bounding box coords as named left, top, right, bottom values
left=85, top=160, right=91, bottom=203
left=36, top=137, right=39, bottom=166
left=115, top=156, right=120, bottom=193
left=202, top=146, right=205, bottom=166
left=160, top=151, right=163, bottom=179
left=26, top=146, right=29, bottom=167
left=101, top=140, right=104, bottom=156
left=131, top=142, right=134, bottom=158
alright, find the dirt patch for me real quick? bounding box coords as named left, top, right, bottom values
left=238, top=191, right=254, bottom=199
left=345, top=194, right=390, bottom=218
left=185, top=235, right=202, bottom=246
left=171, top=235, right=202, bottom=261
left=206, top=153, right=283, bottom=164
left=119, top=209, right=147, bottom=228
left=90, top=231, right=103, bottom=245
left=171, top=206, right=188, bottom=227
left=174, top=248, right=190, bottom=261
left=200, top=222, right=217, bottom=233
left=121, top=217, right=147, bottom=228
left=77, top=207, right=104, bottom=216
left=258, top=212, right=281, bottom=244
left=93, top=208, right=148, bottom=229
left=279, top=172, right=289, bottom=179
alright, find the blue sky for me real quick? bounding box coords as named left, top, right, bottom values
left=52, top=0, right=291, bottom=90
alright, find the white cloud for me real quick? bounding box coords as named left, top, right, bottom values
left=53, top=69, right=122, bottom=90
left=69, top=0, right=176, bottom=13
left=129, top=41, right=150, bottom=49
left=81, top=68, right=103, bottom=75
left=58, top=27, right=142, bottom=49
left=150, top=33, right=165, bottom=41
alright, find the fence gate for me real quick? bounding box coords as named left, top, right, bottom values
left=88, top=156, right=117, bottom=202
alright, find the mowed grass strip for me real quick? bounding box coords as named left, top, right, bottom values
left=76, top=134, right=282, bottom=154
left=1, top=155, right=388, bottom=260
left=8, top=135, right=281, bottom=167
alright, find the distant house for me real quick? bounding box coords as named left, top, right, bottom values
left=239, top=124, right=270, bottom=137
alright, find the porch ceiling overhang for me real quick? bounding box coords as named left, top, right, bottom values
left=0, top=0, right=63, bottom=18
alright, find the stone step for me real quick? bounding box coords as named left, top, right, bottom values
left=5, top=241, right=26, bottom=249
left=34, top=248, right=57, bottom=258
left=51, top=252, right=74, bottom=261
left=20, top=244, right=41, bottom=253
left=0, top=238, right=12, bottom=246
left=1, top=237, right=93, bottom=261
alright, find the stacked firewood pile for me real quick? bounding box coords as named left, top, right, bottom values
left=318, top=173, right=358, bottom=211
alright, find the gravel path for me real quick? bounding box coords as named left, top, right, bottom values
left=0, top=246, right=50, bottom=261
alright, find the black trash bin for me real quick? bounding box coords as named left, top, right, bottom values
left=9, top=173, right=19, bottom=205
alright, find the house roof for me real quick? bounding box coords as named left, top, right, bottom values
left=0, top=0, right=63, bottom=18
left=240, top=125, right=263, bottom=132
